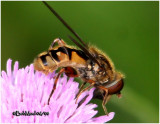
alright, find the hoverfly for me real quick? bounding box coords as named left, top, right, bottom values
left=33, top=1, right=124, bottom=115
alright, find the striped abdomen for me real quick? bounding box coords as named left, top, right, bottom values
left=33, top=46, right=89, bottom=74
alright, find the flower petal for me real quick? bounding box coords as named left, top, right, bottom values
left=1, top=59, right=115, bottom=123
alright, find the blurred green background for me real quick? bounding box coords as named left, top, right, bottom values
left=1, top=1, right=159, bottom=123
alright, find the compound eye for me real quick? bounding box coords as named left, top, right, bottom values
left=108, top=79, right=124, bottom=95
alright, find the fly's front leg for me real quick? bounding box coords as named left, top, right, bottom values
left=97, top=86, right=111, bottom=115
left=102, top=91, right=111, bottom=115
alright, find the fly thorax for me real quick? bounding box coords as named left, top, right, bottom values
left=77, top=60, right=107, bottom=82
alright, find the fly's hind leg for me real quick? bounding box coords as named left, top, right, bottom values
left=49, top=38, right=69, bottom=56
left=50, top=38, right=66, bottom=48
left=48, top=67, right=79, bottom=105
left=47, top=68, right=65, bottom=105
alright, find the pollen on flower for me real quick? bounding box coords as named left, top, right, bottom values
left=1, top=59, right=115, bottom=123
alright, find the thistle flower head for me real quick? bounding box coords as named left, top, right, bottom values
left=1, top=59, right=114, bottom=123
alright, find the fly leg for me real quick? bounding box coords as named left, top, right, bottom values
left=47, top=68, right=65, bottom=105
left=102, top=92, right=112, bottom=115
left=97, top=86, right=111, bottom=115
left=49, top=38, right=69, bottom=56
left=76, top=82, right=86, bottom=97
left=50, top=38, right=66, bottom=48
left=75, top=82, right=94, bottom=104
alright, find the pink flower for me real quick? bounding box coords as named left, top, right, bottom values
left=1, top=59, right=115, bottom=123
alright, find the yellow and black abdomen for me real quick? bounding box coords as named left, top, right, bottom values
left=33, top=46, right=89, bottom=74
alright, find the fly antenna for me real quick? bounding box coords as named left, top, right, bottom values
left=68, top=35, right=101, bottom=67
left=43, top=1, right=88, bottom=48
